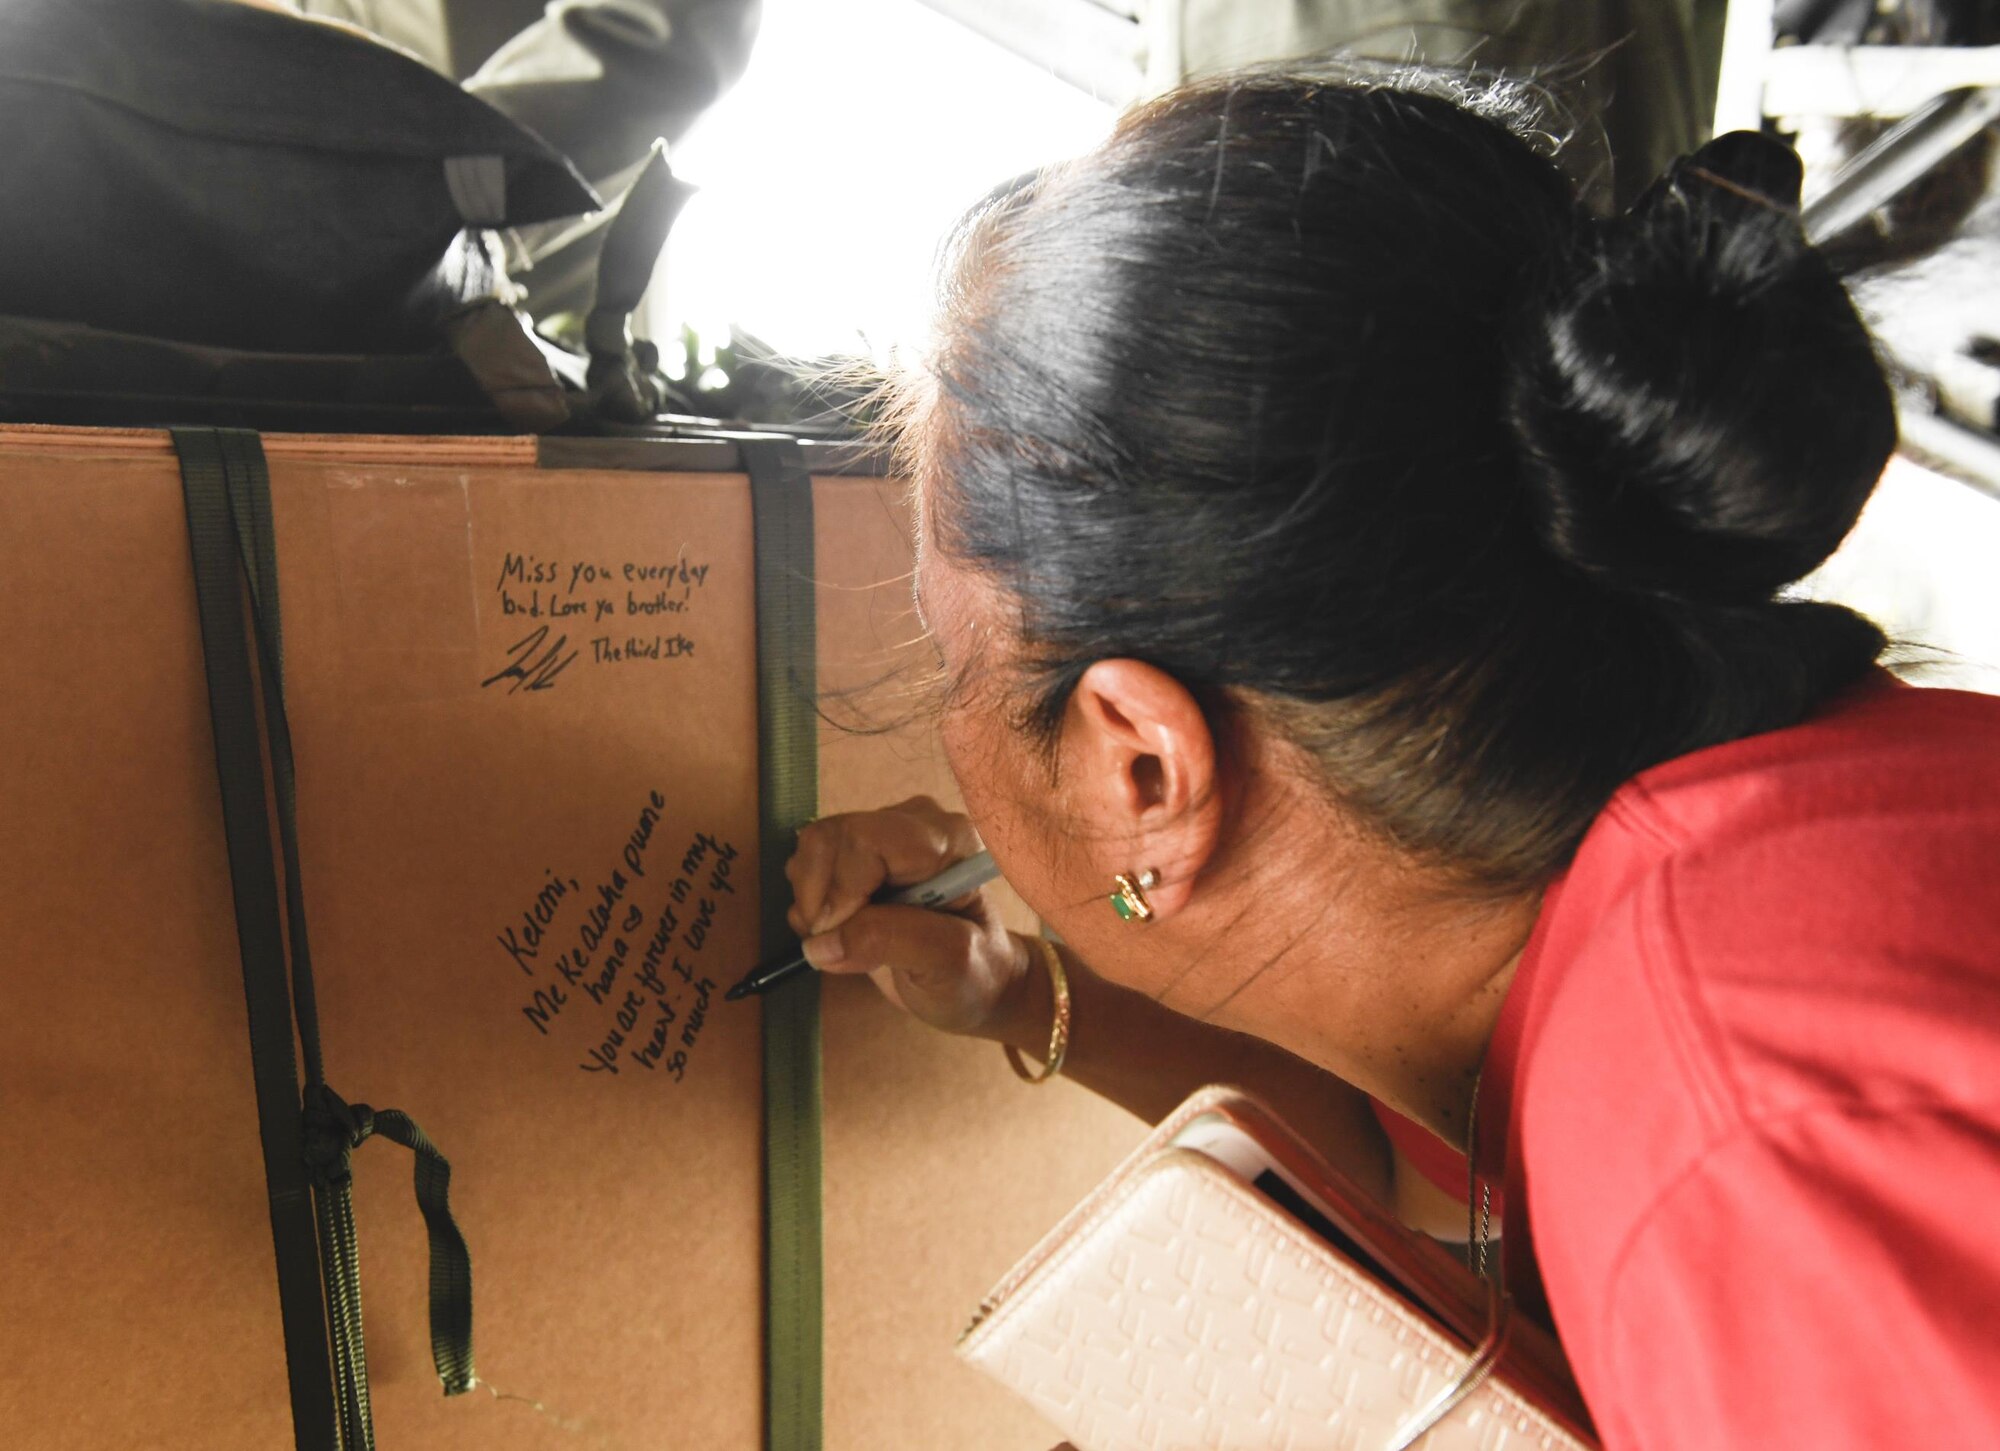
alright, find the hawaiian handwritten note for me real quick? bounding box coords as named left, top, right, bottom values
left=497, top=789, right=744, bottom=1081
left=481, top=550, right=714, bottom=694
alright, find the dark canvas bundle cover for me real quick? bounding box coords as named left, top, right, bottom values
left=0, top=0, right=597, bottom=354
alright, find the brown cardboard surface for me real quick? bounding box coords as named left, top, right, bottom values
left=0, top=431, right=1140, bottom=1449
left=810, top=479, right=1144, bottom=1450
left=1, top=431, right=765, bottom=1448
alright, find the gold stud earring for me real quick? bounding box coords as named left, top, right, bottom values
left=1109, top=869, right=1159, bottom=923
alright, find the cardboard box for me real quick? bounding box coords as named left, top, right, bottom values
left=0, top=426, right=1140, bottom=1448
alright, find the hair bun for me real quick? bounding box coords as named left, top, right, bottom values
left=1505, top=131, right=1897, bottom=603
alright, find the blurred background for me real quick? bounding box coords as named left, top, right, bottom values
left=650, top=0, right=1115, bottom=369
left=1, top=0, right=1995, bottom=679
left=645, top=0, right=2000, bottom=685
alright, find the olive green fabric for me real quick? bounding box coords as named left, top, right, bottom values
left=302, top=0, right=761, bottom=318
left=1170, top=0, right=1724, bottom=208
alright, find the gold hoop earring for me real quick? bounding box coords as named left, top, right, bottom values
left=1109, top=869, right=1159, bottom=923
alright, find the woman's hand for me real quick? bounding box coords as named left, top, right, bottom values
left=785, top=796, right=1031, bottom=1038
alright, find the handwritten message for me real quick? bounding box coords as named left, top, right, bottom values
left=482, top=551, right=713, bottom=694
left=499, top=789, right=743, bottom=1082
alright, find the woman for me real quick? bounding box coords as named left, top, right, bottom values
left=787, top=68, right=2000, bottom=1445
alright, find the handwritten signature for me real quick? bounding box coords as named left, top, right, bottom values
left=481, top=625, right=579, bottom=694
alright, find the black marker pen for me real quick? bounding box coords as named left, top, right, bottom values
left=724, top=850, right=1001, bottom=1000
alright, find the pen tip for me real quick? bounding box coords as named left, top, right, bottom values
left=724, top=980, right=754, bottom=1002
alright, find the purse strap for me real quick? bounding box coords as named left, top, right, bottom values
left=1379, top=1063, right=1513, bottom=1451
left=175, top=427, right=474, bottom=1449
left=1386, top=1277, right=1512, bottom=1451
left=1467, top=1065, right=1497, bottom=1284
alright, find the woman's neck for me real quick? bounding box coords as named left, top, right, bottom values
left=1159, top=772, right=1541, bottom=1150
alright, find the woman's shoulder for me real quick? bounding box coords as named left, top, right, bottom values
left=1540, top=673, right=2000, bottom=1013
left=1586, top=675, right=2000, bottom=1006
left=1550, top=675, right=2000, bottom=1113
left=1606, top=673, right=2000, bottom=849
left=1518, top=676, right=2000, bottom=1436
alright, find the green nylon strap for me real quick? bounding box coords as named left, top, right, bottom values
left=742, top=437, right=823, bottom=1451
left=174, top=427, right=338, bottom=1451
left=175, top=427, right=474, bottom=1451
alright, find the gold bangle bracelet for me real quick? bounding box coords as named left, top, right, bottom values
left=1004, top=936, right=1070, bottom=1085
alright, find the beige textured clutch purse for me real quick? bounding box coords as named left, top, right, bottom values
left=957, top=1086, right=1596, bottom=1451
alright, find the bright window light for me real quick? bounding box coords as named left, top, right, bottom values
left=649, top=0, right=1115, bottom=362
left=1806, top=457, right=2000, bottom=690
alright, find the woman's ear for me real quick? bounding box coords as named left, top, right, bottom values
left=1060, top=659, right=1222, bottom=919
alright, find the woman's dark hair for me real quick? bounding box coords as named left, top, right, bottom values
left=896, top=66, right=1897, bottom=891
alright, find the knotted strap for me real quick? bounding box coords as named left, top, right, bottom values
left=176, top=427, right=474, bottom=1450
left=304, top=1083, right=477, bottom=1440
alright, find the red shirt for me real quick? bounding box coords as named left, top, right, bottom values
left=1475, top=677, right=2000, bottom=1448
